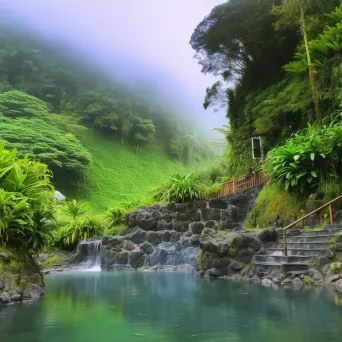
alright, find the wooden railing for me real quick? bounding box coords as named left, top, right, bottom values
left=211, top=169, right=266, bottom=198
left=283, top=194, right=342, bottom=256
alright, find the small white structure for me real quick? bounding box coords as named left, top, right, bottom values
left=54, top=191, right=66, bottom=201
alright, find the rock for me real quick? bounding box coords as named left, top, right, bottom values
left=173, top=221, right=189, bottom=233
left=318, top=256, right=331, bottom=266
left=162, top=213, right=173, bottom=223
left=170, top=231, right=181, bottom=243
left=309, top=269, right=323, bottom=281
left=162, top=230, right=171, bottom=242
left=205, top=221, right=217, bottom=229
left=190, top=235, right=200, bottom=246
left=116, top=251, right=129, bottom=265
left=175, top=203, right=187, bottom=213
left=101, top=236, right=110, bottom=245
left=325, top=269, right=340, bottom=283
left=194, top=200, right=207, bottom=209
left=327, top=249, right=335, bottom=259
left=152, top=211, right=162, bottom=220
left=130, top=252, right=145, bottom=268
left=157, top=220, right=173, bottom=231
left=213, top=257, right=231, bottom=270
left=335, top=279, right=342, bottom=293
left=0, top=250, right=10, bottom=264
left=189, top=211, right=201, bottom=221
left=139, top=218, right=158, bottom=231
left=202, top=208, right=221, bottom=221
left=181, top=237, right=191, bottom=248
left=140, top=242, right=154, bottom=255
left=235, top=248, right=254, bottom=263
left=229, top=260, right=244, bottom=271
left=261, top=278, right=273, bottom=287
left=292, top=277, right=303, bottom=287
left=108, top=237, right=123, bottom=246
left=0, top=279, right=5, bottom=291
left=166, top=203, right=176, bottom=211
left=10, top=294, right=22, bottom=302
left=126, top=228, right=147, bottom=244
left=175, top=212, right=190, bottom=221
left=23, top=283, right=44, bottom=300
left=287, top=229, right=301, bottom=237
left=147, top=231, right=162, bottom=246
left=335, top=243, right=342, bottom=251
left=251, top=275, right=261, bottom=283
left=209, top=268, right=222, bottom=278
left=0, top=294, right=10, bottom=304
left=190, top=222, right=204, bottom=235
left=258, top=228, right=277, bottom=242
left=283, top=278, right=292, bottom=284
left=122, top=240, right=135, bottom=251
left=333, top=210, right=342, bottom=224
left=208, top=199, right=227, bottom=209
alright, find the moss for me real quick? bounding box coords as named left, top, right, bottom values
left=104, top=224, right=127, bottom=236
left=245, top=184, right=305, bottom=229
left=196, top=250, right=203, bottom=267
left=330, top=262, right=342, bottom=274
left=41, top=256, right=65, bottom=268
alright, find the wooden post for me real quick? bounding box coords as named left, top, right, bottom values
left=329, top=204, right=333, bottom=225
left=283, top=229, right=287, bottom=257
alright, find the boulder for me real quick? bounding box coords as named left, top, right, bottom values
left=166, top=203, right=176, bottom=211
left=181, top=238, right=191, bottom=248
left=122, top=240, right=135, bottom=251
left=108, top=237, right=123, bottom=246
left=258, top=228, right=278, bottom=242
left=335, top=243, right=342, bottom=252
left=147, top=232, right=162, bottom=246
left=235, top=248, right=254, bottom=264
left=292, top=277, right=303, bottom=287
left=162, top=230, right=171, bottom=242
left=175, top=212, right=190, bottom=221
left=23, top=283, right=44, bottom=300
left=261, top=278, right=273, bottom=287
left=125, top=228, right=147, bottom=244
left=152, top=211, right=162, bottom=220
left=202, top=208, right=221, bottom=221
left=205, top=221, right=217, bottom=229
left=230, top=260, right=244, bottom=271
left=139, top=218, right=158, bottom=231
left=190, top=235, right=200, bottom=246
left=173, top=221, right=189, bottom=233
left=161, top=213, right=173, bottom=223
left=0, top=294, right=10, bottom=304
left=194, top=200, right=207, bottom=209
left=213, top=257, right=231, bottom=270
left=175, top=203, right=187, bottom=213
left=189, top=211, right=201, bottom=221
left=170, top=231, right=181, bottom=243
left=190, top=222, right=204, bottom=235
left=10, top=294, right=22, bottom=302
left=208, top=199, right=227, bottom=210
left=157, top=220, right=173, bottom=231
left=335, top=279, right=342, bottom=293
left=140, top=242, right=154, bottom=255
left=116, top=251, right=129, bottom=265
left=283, top=278, right=292, bottom=284
left=130, top=252, right=145, bottom=268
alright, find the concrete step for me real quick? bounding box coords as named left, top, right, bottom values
left=265, top=248, right=324, bottom=257
left=254, top=255, right=317, bottom=264
left=253, top=262, right=311, bottom=272
left=278, top=235, right=332, bottom=243
left=266, top=242, right=329, bottom=250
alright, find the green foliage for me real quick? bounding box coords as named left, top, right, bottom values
left=62, top=199, right=89, bottom=220
left=56, top=217, right=104, bottom=249
left=41, top=256, right=65, bottom=268
left=245, top=184, right=305, bottom=229
left=303, top=275, right=313, bottom=285
left=330, top=262, right=342, bottom=274
left=105, top=207, right=127, bottom=228
left=264, top=120, right=342, bottom=193
left=154, top=173, right=205, bottom=203
left=0, top=144, right=55, bottom=252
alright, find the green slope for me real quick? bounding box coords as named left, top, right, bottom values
left=79, top=131, right=185, bottom=213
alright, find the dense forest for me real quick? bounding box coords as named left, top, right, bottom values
left=0, top=14, right=213, bottom=199
left=191, top=0, right=342, bottom=175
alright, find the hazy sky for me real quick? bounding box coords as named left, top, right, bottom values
left=4, top=0, right=227, bottom=133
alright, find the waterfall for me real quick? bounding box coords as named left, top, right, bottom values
left=146, top=242, right=198, bottom=267
left=77, top=240, right=102, bottom=271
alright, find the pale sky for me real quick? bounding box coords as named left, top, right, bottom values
left=2, top=0, right=227, bottom=133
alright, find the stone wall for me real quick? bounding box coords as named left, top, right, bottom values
left=0, top=248, right=44, bottom=305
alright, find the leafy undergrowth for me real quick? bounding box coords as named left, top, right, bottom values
left=77, top=131, right=186, bottom=213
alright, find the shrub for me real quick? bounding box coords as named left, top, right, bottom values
left=264, top=119, right=342, bottom=194
left=154, top=173, right=206, bottom=203
left=330, top=262, right=342, bottom=274
left=105, top=207, right=127, bottom=227
left=303, top=275, right=313, bottom=285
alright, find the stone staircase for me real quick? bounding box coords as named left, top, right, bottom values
left=252, top=224, right=342, bottom=275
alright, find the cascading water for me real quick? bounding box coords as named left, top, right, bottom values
left=77, top=240, right=102, bottom=271
left=146, top=242, right=198, bottom=267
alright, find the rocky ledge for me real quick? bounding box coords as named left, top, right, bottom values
left=0, top=248, right=44, bottom=305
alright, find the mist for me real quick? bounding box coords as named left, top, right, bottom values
left=3, top=0, right=227, bottom=136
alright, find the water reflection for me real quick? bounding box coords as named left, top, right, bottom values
left=0, top=272, right=342, bottom=342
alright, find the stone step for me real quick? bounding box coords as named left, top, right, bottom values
left=254, top=254, right=317, bottom=264
left=278, top=235, right=332, bottom=243
left=253, top=262, right=311, bottom=273
left=323, top=224, right=342, bottom=230
left=266, top=242, right=329, bottom=250
left=265, top=248, right=324, bottom=257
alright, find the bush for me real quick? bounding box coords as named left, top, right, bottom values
left=0, top=144, right=55, bottom=252
left=303, top=275, right=313, bottom=285
left=105, top=207, right=127, bottom=227
left=154, top=173, right=206, bottom=203
left=264, top=119, right=342, bottom=194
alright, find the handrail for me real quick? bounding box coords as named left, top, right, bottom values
left=283, top=194, right=342, bottom=256
left=211, top=169, right=266, bottom=199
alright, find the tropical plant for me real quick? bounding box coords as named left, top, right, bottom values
left=62, top=199, right=89, bottom=220
left=155, top=173, right=205, bottom=203
left=105, top=207, right=128, bottom=228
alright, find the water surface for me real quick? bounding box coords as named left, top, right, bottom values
left=1, top=272, right=342, bottom=342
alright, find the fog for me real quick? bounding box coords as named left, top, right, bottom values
left=3, top=0, right=226, bottom=135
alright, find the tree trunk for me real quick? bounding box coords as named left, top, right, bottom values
left=299, top=6, right=321, bottom=121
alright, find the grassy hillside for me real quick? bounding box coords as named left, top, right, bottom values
left=77, top=131, right=186, bottom=213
